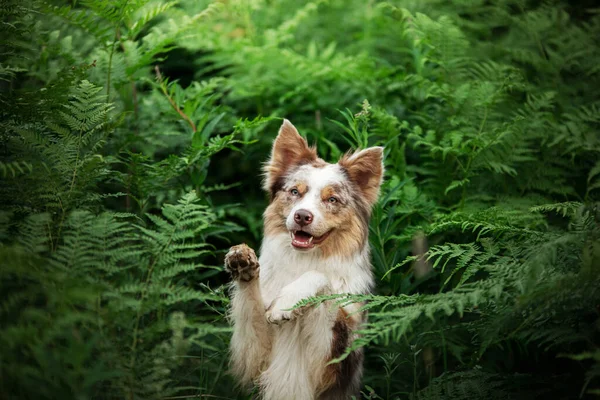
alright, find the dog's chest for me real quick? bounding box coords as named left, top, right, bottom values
left=258, top=252, right=343, bottom=307
left=257, top=234, right=373, bottom=307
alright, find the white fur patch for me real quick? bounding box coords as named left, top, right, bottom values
left=265, top=270, right=331, bottom=324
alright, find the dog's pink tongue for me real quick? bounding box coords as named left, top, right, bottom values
left=292, top=231, right=313, bottom=249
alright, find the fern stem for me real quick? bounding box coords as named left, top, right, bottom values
left=68, top=131, right=82, bottom=196
left=50, top=196, right=66, bottom=252
left=477, top=107, right=489, bottom=138
left=55, top=128, right=83, bottom=248
left=106, top=0, right=129, bottom=101
left=440, top=329, right=448, bottom=373
left=127, top=253, right=160, bottom=400
left=155, top=66, right=197, bottom=133
left=460, top=108, right=488, bottom=208
left=453, top=154, right=466, bottom=172
left=412, top=345, right=419, bottom=396
left=106, top=33, right=116, bottom=101
left=127, top=200, right=190, bottom=399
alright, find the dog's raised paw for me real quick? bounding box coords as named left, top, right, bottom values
left=224, top=243, right=259, bottom=282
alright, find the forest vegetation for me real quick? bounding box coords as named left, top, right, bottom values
left=1, top=0, right=599, bottom=399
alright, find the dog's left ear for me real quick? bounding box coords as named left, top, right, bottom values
left=263, top=119, right=317, bottom=196
left=339, top=147, right=384, bottom=205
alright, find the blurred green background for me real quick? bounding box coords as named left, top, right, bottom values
left=1, top=0, right=599, bottom=399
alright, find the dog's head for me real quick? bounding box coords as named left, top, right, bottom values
left=263, top=119, right=384, bottom=257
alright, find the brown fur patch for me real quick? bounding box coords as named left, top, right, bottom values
left=311, top=158, right=328, bottom=169
left=318, top=308, right=364, bottom=399
left=319, top=213, right=366, bottom=259
left=263, top=191, right=292, bottom=237
left=320, top=185, right=342, bottom=202
left=295, top=182, right=308, bottom=195
left=338, top=147, right=384, bottom=205
left=263, top=120, right=317, bottom=200
left=318, top=187, right=371, bottom=258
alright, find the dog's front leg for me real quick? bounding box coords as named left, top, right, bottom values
left=263, top=271, right=360, bottom=399
left=225, top=244, right=271, bottom=387
left=265, top=270, right=331, bottom=324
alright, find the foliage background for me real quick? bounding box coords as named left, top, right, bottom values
left=1, top=0, right=599, bottom=399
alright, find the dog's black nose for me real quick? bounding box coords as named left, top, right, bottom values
left=294, top=209, right=313, bottom=226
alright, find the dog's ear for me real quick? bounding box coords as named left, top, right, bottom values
left=339, top=147, right=384, bottom=205
left=263, top=119, right=317, bottom=196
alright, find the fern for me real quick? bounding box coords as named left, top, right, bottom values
left=2, top=0, right=600, bottom=398
left=0, top=192, right=231, bottom=399
left=0, top=160, right=33, bottom=178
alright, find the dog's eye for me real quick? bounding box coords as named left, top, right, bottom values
left=290, top=189, right=299, bottom=196
left=328, top=197, right=338, bottom=203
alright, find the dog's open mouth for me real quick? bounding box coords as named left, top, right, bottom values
left=290, top=230, right=331, bottom=250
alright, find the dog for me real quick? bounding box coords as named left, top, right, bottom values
left=225, top=119, right=383, bottom=399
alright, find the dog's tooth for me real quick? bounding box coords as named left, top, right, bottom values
left=290, top=231, right=295, bottom=240
left=308, top=236, right=313, bottom=244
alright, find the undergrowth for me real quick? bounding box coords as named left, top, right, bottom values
left=1, top=0, right=599, bottom=399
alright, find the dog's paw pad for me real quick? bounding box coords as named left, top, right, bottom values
left=224, top=244, right=259, bottom=282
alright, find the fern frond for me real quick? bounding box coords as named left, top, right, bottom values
left=530, top=202, right=583, bottom=217
left=0, top=160, right=33, bottom=178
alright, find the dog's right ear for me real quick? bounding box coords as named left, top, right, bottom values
left=263, top=119, right=317, bottom=197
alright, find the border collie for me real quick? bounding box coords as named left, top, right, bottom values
left=225, top=119, right=383, bottom=399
